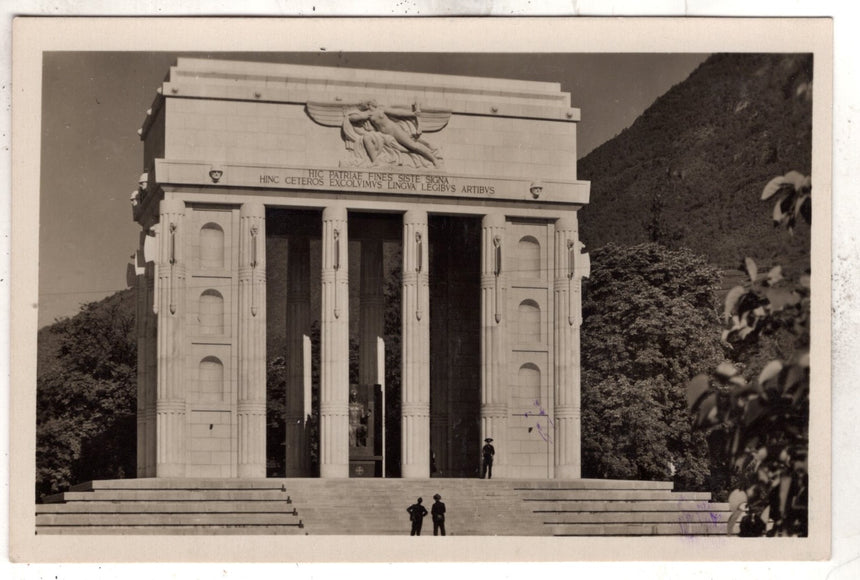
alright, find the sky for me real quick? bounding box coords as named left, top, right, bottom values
left=38, top=52, right=707, bottom=327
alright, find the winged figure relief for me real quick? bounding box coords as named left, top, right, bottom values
left=307, top=100, right=451, bottom=169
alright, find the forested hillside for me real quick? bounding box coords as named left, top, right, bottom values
left=37, top=288, right=137, bottom=498
left=578, top=53, right=813, bottom=277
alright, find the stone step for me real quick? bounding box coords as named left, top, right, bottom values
left=528, top=500, right=729, bottom=512
left=37, top=501, right=295, bottom=514
left=36, top=525, right=307, bottom=535
left=549, top=522, right=728, bottom=536
left=294, top=515, right=545, bottom=536
left=513, top=479, right=674, bottom=490
left=537, top=510, right=728, bottom=524
left=43, top=490, right=293, bottom=503
left=69, top=478, right=286, bottom=491
left=36, top=512, right=301, bottom=526
left=520, top=489, right=713, bottom=501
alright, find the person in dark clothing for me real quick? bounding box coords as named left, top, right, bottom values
left=431, top=493, right=446, bottom=536
left=406, top=497, right=428, bottom=536
left=481, top=438, right=495, bottom=479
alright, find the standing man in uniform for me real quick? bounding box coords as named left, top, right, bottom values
left=481, top=437, right=495, bottom=479
left=431, top=493, right=446, bottom=536
left=407, top=497, right=428, bottom=536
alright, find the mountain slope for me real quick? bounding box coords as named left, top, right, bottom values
left=578, top=53, right=813, bottom=277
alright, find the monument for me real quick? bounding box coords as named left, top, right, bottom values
left=130, top=58, right=590, bottom=481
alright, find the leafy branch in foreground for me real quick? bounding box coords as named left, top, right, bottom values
left=687, top=173, right=810, bottom=537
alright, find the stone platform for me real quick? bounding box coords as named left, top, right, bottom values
left=36, top=478, right=731, bottom=536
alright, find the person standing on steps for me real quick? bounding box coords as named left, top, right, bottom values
left=431, top=493, right=446, bottom=536
left=407, top=497, right=428, bottom=536
left=481, top=438, right=495, bottom=479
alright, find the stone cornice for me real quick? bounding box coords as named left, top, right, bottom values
left=139, top=58, right=580, bottom=139
left=153, top=158, right=590, bottom=207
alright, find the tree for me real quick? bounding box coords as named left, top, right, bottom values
left=687, top=172, right=810, bottom=536
left=581, top=243, right=725, bottom=491
left=36, top=289, right=137, bottom=500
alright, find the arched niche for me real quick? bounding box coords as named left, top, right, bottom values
left=514, top=362, right=542, bottom=416
left=517, top=235, right=541, bottom=277
left=199, top=289, right=224, bottom=335
left=517, top=299, right=541, bottom=343
left=198, top=356, right=224, bottom=398
left=200, top=222, right=225, bottom=269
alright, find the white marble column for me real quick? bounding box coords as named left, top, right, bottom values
left=238, top=202, right=267, bottom=478
left=480, top=213, right=508, bottom=478
left=401, top=210, right=430, bottom=479
left=155, top=199, right=187, bottom=478
left=285, top=236, right=311, bottom=477
left=553, top=215, right=582, bottom=479
left=320, top=206, right=350, bottom=478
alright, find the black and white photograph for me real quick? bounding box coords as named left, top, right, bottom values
left=8, top=15, right=837, bottom=569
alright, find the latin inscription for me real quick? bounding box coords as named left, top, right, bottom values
left=258, top=169, right=495, bottom=196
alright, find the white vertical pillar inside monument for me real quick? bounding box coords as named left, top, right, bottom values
left=359, top=238, right=384, bottom=475
left=359, top=238, right=384, bottom=390
left=320, top=206, right=350, bottom=478
left=481, top=213, right=508, bottom=478
left=285, top=236, right=311, bottom=477
left=401, top=210, right=430, bottom=479
left=238, top=202, right=267, bottom=478
left=553, top=215, right=582, bottom=479
left=155, top=199, right=187, bottom=477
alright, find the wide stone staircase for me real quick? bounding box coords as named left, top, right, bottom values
left=36, top=478, right=732, bottom=536
left=36, top=479, right=303, bottom=535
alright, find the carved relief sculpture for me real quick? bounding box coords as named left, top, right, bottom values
left=307, top=100, right=451, bottom=169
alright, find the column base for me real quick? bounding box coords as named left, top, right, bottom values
left=238, top=464, right=266, bottom=479
left=554, top=464, right=581, bottom=480
left=320, top=463, right=349, bottom=478
left=155, top=463, right=186, bottom=478
left=401, top=464, right=430, bottom=479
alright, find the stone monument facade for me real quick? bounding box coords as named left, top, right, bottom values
left=131, top=58, right=590, bottom=480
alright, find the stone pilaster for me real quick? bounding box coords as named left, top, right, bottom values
left=480, top=213, right=508, bottom=478
left=320, top=206, right=350, bottom=478
left=285, top=236, right=311, bottom=477
left=553, top=215, right=582, bottom=479
left=401, top=210, right=430, bottom=478
left=155, top=199, right=186, bottom=478
left=237, top=202, right=267, bottom=478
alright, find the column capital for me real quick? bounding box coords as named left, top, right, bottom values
left=555, top=215, right=578, bottom=232
left=322, top=205, right=348, bottom=221
left=482, top=213, right=506, bottom=229
left=159, top=198, right=185, bottom=215
left=403, top=208, right=428, bottom=224
left=240, top=201, right=266, bottom=218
